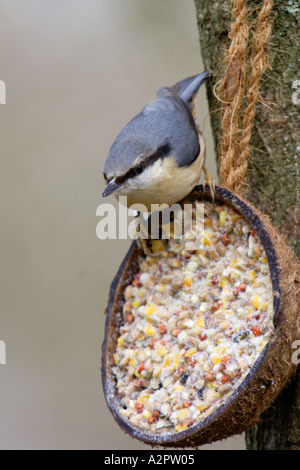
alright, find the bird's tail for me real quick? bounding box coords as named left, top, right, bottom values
left=158, top=71, right=212, bottom=114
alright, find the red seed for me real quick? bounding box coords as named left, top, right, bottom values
left=221, top=233, right=229, bottom=245
left=134, top=379, right=147, bottom=389
left=172, top=328, right=181, bottom=337
left=221, top=355, right=231, bottom=364
left=137, top=363, right=145, bottom=373
left=239, top=282, right=247, bottom=292
left=205, top=372, right=214, bottom=382
left=199, top=333, right=207, bottom=341
left=132, top=274, right=141, bottom=287
left=159, top=324, right=167, bottom=335
left=211, top=276, right=219, bottom=285
left=187, top=420, right=195, bottom=427
left=189, top=357, right=197, bottom=367
left=183, top=401, right=192, bottom=408
left=212, top=300, right=220, bottom=311
left=233, top=286, right=240, bottom=297
left=221, top=375, right=229, bottom=384
left=135, top=402, right=143, bottom=413
left=251, top=325, right=262, bottom=336
left=126, top=313, right=134, bottom=323
left=152, top=410, right=160, bottom=420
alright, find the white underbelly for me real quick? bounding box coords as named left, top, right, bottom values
left=117, top=147, right=205, bottom=212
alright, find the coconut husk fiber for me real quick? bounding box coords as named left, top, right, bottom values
left=102, top=185, right=300, bottom=448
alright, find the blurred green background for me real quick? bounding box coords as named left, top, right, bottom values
left=0, top=0, right=245, bottom=449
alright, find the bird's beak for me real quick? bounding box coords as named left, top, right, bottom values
left=101, top=177, right=122, bottom=198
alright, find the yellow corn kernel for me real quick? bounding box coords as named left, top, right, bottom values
left=143, top=410, right=151, bottom=419
left=186, top=347, right=197, bottom=357
left=117, top=336, right=125, bottom=347
left=163, top=354, right=173, bottom=368
left=151, top=240, right=165, bottom=253
left=232, top=259, right=238, bottom=267
left=261, top=301, right=268, bottom=311
left=249, top=270, right=257, bottom=281
left=132, top=299, right=140, bottom=308
left=173, top=353, right=181, bottom=370
left=196, top=317, right=205, bottom=329
left=210, top=352, right=221, bottom=365
left=174, top=384, right=184, bottom=393
left=203, top=236, right=211, bottom=246
left=144, top=304, right=157, bottom=316
left=139, top=395, right=149, bottom=404
left=219, top=211, right=227, bottom=227
left=153, top=365, right=162, bottom=377
left=220, top=277, right=227, bottom=287
left=144, top=324, right=155, bottom=336
left=184, top=277, right=192, bottom=288
left=260, top=255, right=267, bottom=263
left=204, top=218, right=212, bottom=226
left=251, top=296, right=260, bottom=309
left=157, top=345, right=167, bottom=357
left=157, top=283, right=165, bottom=292
left=129, top=357, right=136, bottom=367
left=113, top=353, right=120, bottom=365
left=178, top=409, right=189, bottom=420
left=175, top=424, right=188, bottom=432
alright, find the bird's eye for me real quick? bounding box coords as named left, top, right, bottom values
left=135, top=163, right=144, bottom=175
left=103, top=172, right=107, bottom=181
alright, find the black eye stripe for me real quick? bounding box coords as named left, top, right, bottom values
left=115, top=143, right=171, bottom=185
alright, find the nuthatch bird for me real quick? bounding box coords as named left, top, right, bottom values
left=102, top=71, right=213, bottom=211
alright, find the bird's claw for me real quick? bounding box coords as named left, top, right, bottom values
left=137, top=238, right=160, bottom=257
left=203, top=166, right=216, bottom=203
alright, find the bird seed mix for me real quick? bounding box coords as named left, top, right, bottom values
left=112, top=200, right=274, bottom=434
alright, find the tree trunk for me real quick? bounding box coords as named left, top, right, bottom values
left=193, top=0, right=300, bottom=449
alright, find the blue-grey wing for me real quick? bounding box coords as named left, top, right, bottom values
left=141, top=94, right=200, bottom=168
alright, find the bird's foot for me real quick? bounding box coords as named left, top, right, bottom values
left=203, top=166, right=216, bottom=202
left=137, top=238, right=160, bottom=257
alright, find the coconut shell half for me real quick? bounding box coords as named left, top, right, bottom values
left=101, top=185, right=300, bottom=448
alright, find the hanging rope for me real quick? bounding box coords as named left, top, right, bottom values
left=215, top=0, right=273, bottom=195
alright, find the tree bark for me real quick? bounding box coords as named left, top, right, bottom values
left=193, top=0, right=300, bottom=449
